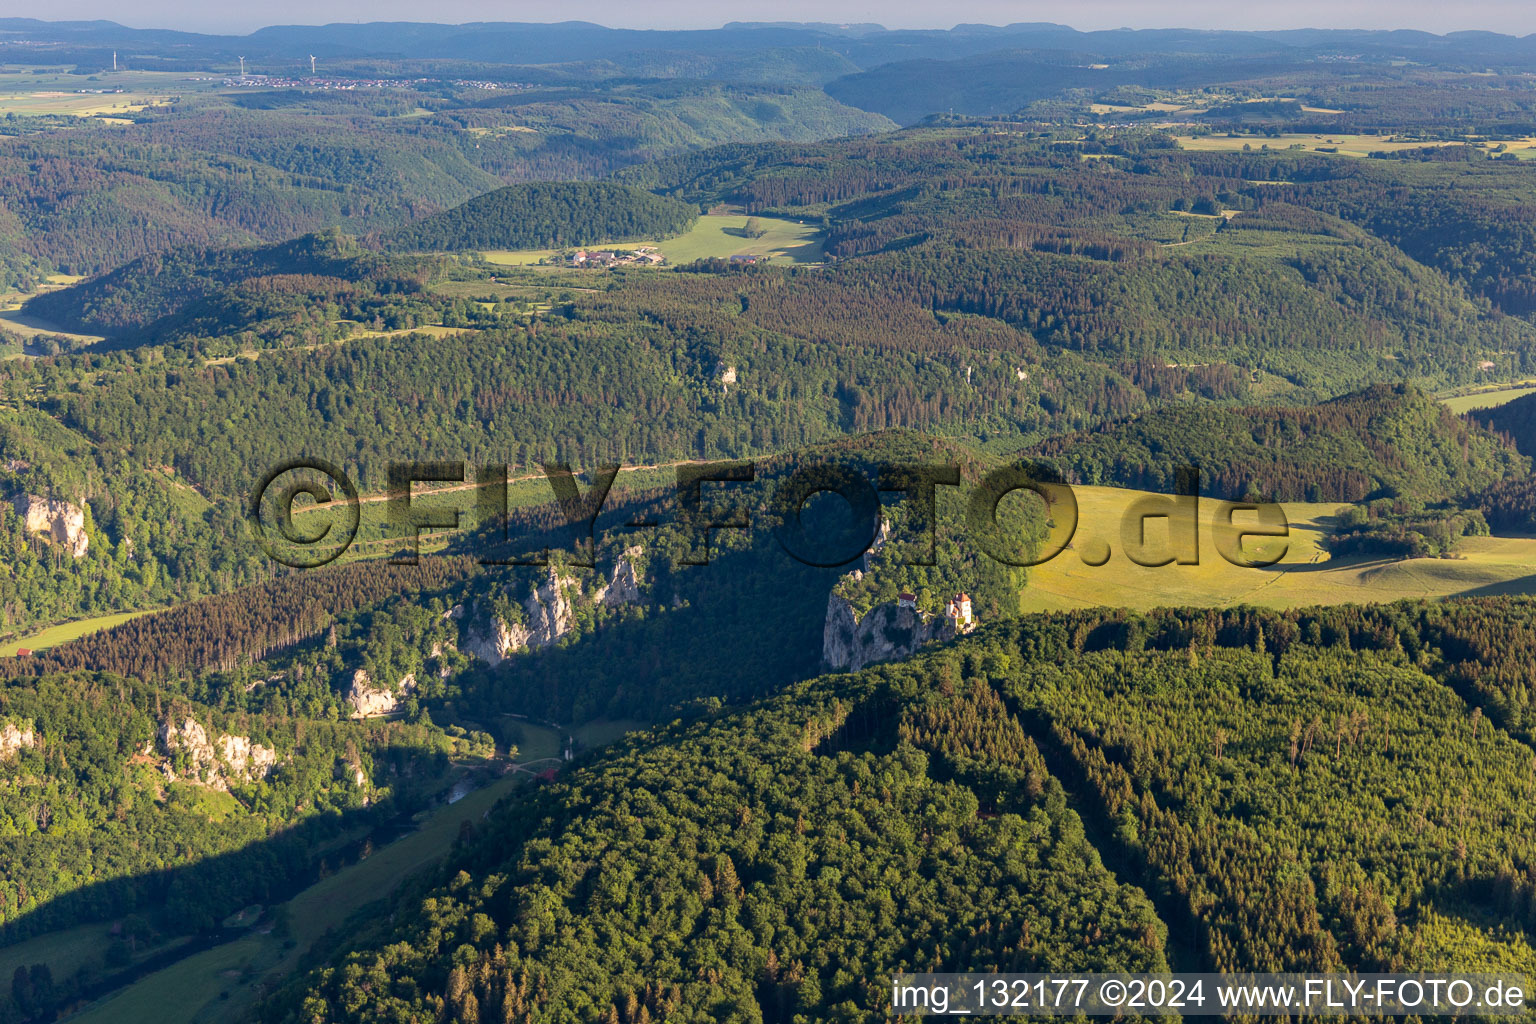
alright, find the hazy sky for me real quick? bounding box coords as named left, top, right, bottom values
left=37, top=1, right=1536, bottom=37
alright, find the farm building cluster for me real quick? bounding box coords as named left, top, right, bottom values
left=566, top=247, right=666, bottom=268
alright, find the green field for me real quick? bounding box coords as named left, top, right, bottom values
left=1019, top=484, right=1536, bottom=613
left=0, top=273, right=105, bottom=352
left=480, top=213, right=824, bottom=268
left=1440, top=382, right=1536, bottom=413
left=0, top=68, right=187, bottom=118
left=1, top=609, right=160, bottom=657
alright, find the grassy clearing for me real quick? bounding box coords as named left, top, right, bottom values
left=1018, top=484, right=1536, bottom=614
left=480, top=213, right=823, bottom=268
left=1, top=609, right=160, bottom=657
left=1440, top=382, right=1536, bottom=413
left=0, top=308, right=105, bottom=349
left=0, top=274, right=103, bottom=352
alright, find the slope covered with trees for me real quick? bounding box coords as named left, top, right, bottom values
left=387, top=182, right=699, bottom=253
left=265, top=596, right=1536, bottom=1020
left=1024, top=383, right=1527, bottom=502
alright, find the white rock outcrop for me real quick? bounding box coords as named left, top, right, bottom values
left=524, top=568, right=576, bottom=645
left=822, top=594, right=957, bottom=673
left=158, top=716, right=276, bottom=789
left=595, top=550, right=643, bottom=607
left=463, top=616, right=530, bottom=667
left=14, top=495, right=88, bottom=558
left=0, top=721, right=36, bottom=759
left=346, top=669, right=416, bottom=719
left=715, top=360, right=738, bottom=393
left=462, top=569, right=578, bottom=666
left=218, top=734, right=278, bottom=782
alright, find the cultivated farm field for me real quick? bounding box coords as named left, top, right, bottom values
left=1019, top=484, right=1536, bottom=613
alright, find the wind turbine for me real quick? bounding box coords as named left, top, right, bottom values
left=309, top=55, right=316, bottom=74
left=238, top=56, right=246, bottom=77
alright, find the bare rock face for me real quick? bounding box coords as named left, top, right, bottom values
left=0, top=721, right=36, bottom=759
left=822, top=594, right=953, bottom=672
left=461, top=568, right=591, bottom=667
left=157, top=717, right=276, bottom=789
left=346, top=669, right=417, bottom=719
left=218, top=734, right=278, bottom=783
left=463, top=615, right=530, bottom=667
left=596, top=550, right=643, bottom=607
left=524, top=568, right=576, bottom=646
left=14, top=495, right=88, bottom=558
left=159, top=717, right=216, bottom=783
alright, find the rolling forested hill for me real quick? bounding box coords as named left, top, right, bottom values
left=386, top=182, right=699, bottom=252
left=11, top=126, right=1536, bottom=639
left=1025, top=383, right=1527, bottom=502
left=10, top=20, right=1536, bottom=1021
left=263, top=596, right=1536, bottom=1021
left=0, top=80, right=889, bottom=284
left=22, top=230, right=422, bottom=337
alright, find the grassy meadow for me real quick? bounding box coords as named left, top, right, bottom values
left=0, top=69, right=186, bottom=117
left=1439, top=382, right=1536, bottom=413
left=480, top=213, right=824, bottom=268
left=0, top=609, right=160, bottom=657
left=1018, top=484, right=1536, bottom=613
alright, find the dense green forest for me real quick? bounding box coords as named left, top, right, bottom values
left=386, top=182, right=699, bottom=253
left=11, top=125, right=1536, bottom=635
left=1024, top=383, right=1527, bottom=502
left=265, top=596, right=1536, bottom=1020
left=24, top=231, right=429, bottom=337
left=9, top=24, right=1536, bottom=1020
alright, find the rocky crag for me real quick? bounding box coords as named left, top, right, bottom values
left=154, top=717, right=277, bottom=790
left=13, top=494, right=88, bottom=558
left=461, top=553, right=644, bottom=667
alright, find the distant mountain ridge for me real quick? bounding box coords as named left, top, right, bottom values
left=6, top=17, right=1536, bottom=66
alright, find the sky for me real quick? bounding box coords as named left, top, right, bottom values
left=30, top=1, right=1536, bottom=37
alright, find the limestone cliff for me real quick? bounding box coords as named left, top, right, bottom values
left=595, top=547, right=644, bottom=608
left=156, top=716, right=277, bottom=790
left=14, top=494, right=88, bottom=558
left=461, top=566, right=597, bottom=665
left=524, top=568, right=576, bottom=646
left=346, top=669, right=417, bottom=718
left=823, top=593, right=955, bottom=672
left=0, top=721, right=36, bottom=759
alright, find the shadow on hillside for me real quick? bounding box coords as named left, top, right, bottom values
left=0, top=744, right=478, bottom=1021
